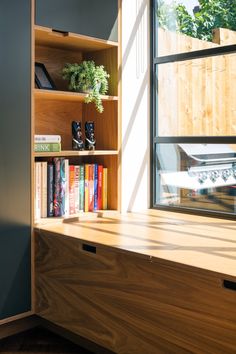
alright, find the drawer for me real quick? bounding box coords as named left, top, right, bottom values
left=35, top=230, right=236, bottom=354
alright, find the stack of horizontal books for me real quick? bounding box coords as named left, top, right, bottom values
left=34, top=135, right=61, bottom=152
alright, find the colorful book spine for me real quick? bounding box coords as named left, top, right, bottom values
left=41, top=161, right=48, bottom=218
left=35, top=162, right=41, bottom=220
left=64, top=159, right=70, bottom=217
left=102, top=168, right=108, bottom=210
left=88, top=164, right=94, bottom=212
left=69, top=165, right=75, bottom=215
left=34, top=135, right=61, bottom=143
left=79, top=165, right=85, bottom=212
left=47, top=163, right=54, bottom=217
left=74, top=166, right=80, bottom=214
left=53, top=158, right=61, bottom=217
left=97, top=165, right=103, bottom=210
left=93, top=164, right=98, bottom=211
left=84, top=164, right=89, bottom=212
left=34, top=143, right=61, bottom=152
left=60, top=158, right=66, bottom=216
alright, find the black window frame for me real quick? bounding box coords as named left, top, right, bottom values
left=150, top=0, right=236, bottom=219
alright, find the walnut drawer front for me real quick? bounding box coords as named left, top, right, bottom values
left=35, top=230, right=236, bottom=354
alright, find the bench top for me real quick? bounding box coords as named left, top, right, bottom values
left=35, top=209, right=236, bottom=278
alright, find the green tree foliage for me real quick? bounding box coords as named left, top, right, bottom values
left=158, top=0, right=236, bottom=41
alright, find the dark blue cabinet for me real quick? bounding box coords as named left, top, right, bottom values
left=36, top=0, right=118, bottom=42
left=0, top=0, right=31, bottom=320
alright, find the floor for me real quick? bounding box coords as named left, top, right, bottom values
left=0, top=327, right=93, bottom=354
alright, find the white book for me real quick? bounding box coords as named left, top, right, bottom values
left=34, top=135, right=61, bottom=143
left=35, top=162, right=41, bottom=221
left=41, top=161, right=47, bottom=218
left=64, top=159, right=70, bottom=217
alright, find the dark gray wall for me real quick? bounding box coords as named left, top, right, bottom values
left=36, top=0, right=118, bottom=41
left=0, top=0, right=31, bottom=319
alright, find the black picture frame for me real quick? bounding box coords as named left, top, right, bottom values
left=35, top=62, right=56, bottom=90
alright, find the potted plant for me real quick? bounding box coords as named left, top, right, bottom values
left=62, top=60, right=110, bottom=113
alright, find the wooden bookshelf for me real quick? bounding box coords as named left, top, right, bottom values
left=34, top=150, right=119, bottom=158
left=33, top=21, right=120, bottom=223
left=35, top=25, right=118, bottom=51
left=34, top=89, right=118, bottom=102
left=35, top=210, right=119, bottom=226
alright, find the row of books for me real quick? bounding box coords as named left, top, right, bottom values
left=35, top=159, right=108, bottom=219
left=34, top=135, right=61, bottom=152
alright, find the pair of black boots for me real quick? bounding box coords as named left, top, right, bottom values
left=72, top=121, right=96, bottom=151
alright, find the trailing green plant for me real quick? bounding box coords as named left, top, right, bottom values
left=62, top=60, right=110, bottom=113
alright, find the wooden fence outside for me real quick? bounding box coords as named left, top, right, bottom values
left=157, top=28, right=236, bottom=136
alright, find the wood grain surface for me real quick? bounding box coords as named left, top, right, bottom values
left=35, top=210, right=236, bottom=354
left=83, top=47, right=118, bottom=97
left=34, top=89, right=118, bottom=102
left=36, top=210, right=236, bottom=277
left=34, top=98, right=83, bottom=150
left=35, top=25, right=118, bottom=52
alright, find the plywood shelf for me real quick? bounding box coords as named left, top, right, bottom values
left=34, top=89, right=118, bottom=102
left=34, top=210, right=119, bottom=227
left=35, top=25, right=118, bottom=52
left=34, top=150, right=119, bottom=158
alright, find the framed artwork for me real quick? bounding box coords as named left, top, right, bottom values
left=35, top=62, right=56, bottom=90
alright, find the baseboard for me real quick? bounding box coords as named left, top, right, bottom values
left=0, top=315, right=40, bottom=340
left=37, top=317, right=115, bottom=354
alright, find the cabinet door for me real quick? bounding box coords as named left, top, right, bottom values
left=0, top=0, right=31, bottom=320
left=36, top=231, right=236, bottom=354
left=35, top=0, right=118, bottom=42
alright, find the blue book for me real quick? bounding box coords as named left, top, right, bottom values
left=94, top=164, right=98, bottom=210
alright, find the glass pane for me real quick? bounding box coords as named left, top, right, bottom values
left=155, top=0, right=236, bottom=56
left=156, top=54, right=236, bottom=136
left=155, top=143, right=236, bottom=215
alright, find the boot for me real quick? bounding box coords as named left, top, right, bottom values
left=85, top=121, right=96, bottom=150
left=72, top=121, right=84, bottom=150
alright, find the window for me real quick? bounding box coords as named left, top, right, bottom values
left=152, top=0, right=236, bottom=217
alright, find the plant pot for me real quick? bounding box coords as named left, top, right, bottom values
left=80, top=82, right=101, bottom=94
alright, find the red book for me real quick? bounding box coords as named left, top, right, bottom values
left=97, top=165, right=103, bottom=210
left=69, top=165, right=75, bottom=215
left=88, top=164, right=94, bottom=212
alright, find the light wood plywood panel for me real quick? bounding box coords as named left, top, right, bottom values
left=84, top=47, right=118, bottom=96
left=34, top=89, right=118, bottom=102
left=35, top=45, right=83, bottom=91
left=83, top=101, right=118, bottom=151
left=35, top=99, right=83, bottom=150
left=35, top=25, right=118, bottom=52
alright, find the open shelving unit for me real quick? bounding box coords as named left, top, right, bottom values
left=33, top=24, right=120, bottom=224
